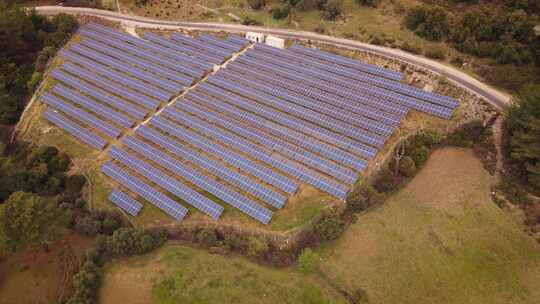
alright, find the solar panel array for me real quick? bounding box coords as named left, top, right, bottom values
left=109, top=189, right=143, bottom=216
left=39, top=23, right=460, bottom=224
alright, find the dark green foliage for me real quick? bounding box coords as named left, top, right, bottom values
left=345, top=185, right=384, bottom=214
left=357, top=0, right=378, bottom=7
left=425, top=47, right=446, bottom=59
left=405, top=5, right=449, bottom=41
left=241, top=16, right=263, bottom=26
left=322, top=0, right=342, bottom=20
left=247, top=0, right=265, bottom=10
left=0, top=143, right=72, bottom=201
left=373, top=168, right=399, bottom=193
left=0, top=2, right=77, bottom=124
left=506, top=85, right=540, bottom=191
left=312, top=208, right=345, bottom=241
left=0, top=191, right=63, bottom=251
left=105, top=228, right=167, bottom=256
left=447, top=120, right=486, bottom=147
left=271, top=4, right=291, bottom=19
left=399, top=156, right=417, bottom=177
left=67, top=261, right=102, bottom=304
left=134, top=0, right=149, bottom=6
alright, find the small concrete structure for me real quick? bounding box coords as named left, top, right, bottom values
left=265, top=35, right=285, bottom=49
left=245, top=32, right=265, bottom=43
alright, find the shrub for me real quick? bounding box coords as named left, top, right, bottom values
left=357, top=0, right=378, bottom=7
left=346, top=185, right=384, bottom=214
left=67, top=261, right=102, bottom=304
left=399, top=156, right=417, bottom=177
left=425, top=47, right=446, bottom=59
left=409, top=145, right=430, bottom=168
left=241, top=16, right=263, bottom=26
left=247, top=0, right=265, bottom=10
left=312, top=209, right=345, bottom=241
left=405, top=5, right=449, bottom=41
left=401, top=41, right=422, bottom=54
left=322, top=0, right=342, bottom=20
left=374, top=169, right=399, bottom=193
left=246, top=236, right=269, bottom=258
left=298, top=248, right=320, bottom=273
left=196, top=228, right=219, bottom=246
left=271, top=4, right=290, bottom=19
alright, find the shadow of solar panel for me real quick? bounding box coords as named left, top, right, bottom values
left=43, top=109, right=107, bottom=150
left=101, top=161, right=188, bottom=220
left=109, top=189, right=143, bottom=216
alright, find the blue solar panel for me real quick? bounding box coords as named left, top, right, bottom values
left=226, top=61, right=402, bottom=127
left=109, top=145, right=224, bottom=219
left=61, top=50, right=173, bottom=102
left=52, top=84, right=135, bottom=128
left=227, top=34, right=250, bottom=46
left=191, top=85, right=367, bottom=171
left=61, top=62, right=160, bottom=110
left=50, top=70, right=148, bottom=120
left=288, top=44, right=403, bottom=81
left=198, top=33, right=242, bottom=52
left=220, top=68, right=394, bottom=137
left=170, top=32, right=233, bottom=58
left=174, top=94, right=360, bottom=184
left=235, top=55, right=408, bottom=117
left=148, top=116, right=288, bottom=208
left=85, top=23, right=213, bottom=71
left=124, top=132, right=273, bottom=224
left=101, top=161, right=188, bottom=220
left=109, top=189, right=143, bottom=216
left=80, top=38, right=193, bottom=85
left=79, top=28, right=208, bottom=78
left=206, top=77, right=379, bottom=156
left=43, top=109, right=107, bottom=150
left=41, top=92, right=121, bottom=138
left=70, top=43, right=184, bottom=92
left=142, top=32, right=224, bottom=65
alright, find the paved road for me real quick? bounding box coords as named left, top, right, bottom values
left=35, top=6, right=512, bottom=110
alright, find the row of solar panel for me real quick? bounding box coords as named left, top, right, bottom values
left=219, top=68, right=394, bottom=138
left=255, top=45, right=457, bottom=110
left=184, top=86, right=367, bottom=172
left=124, top=130, right=273, bottom=224
left=163, top=99, right=349, bottom=198
left=109, top=189, right=143, bottom=216
left=242, top=48, right=454, bottom=119
left=234, top=55, right=409, bottom=117
left=86, top=23, right=216, bottom=71
left=205, top=77, right=377, bottom=158
left=226, top=61, right=402, bottom=127
left=140, top=118, right=287, bottom=209
left=291, top=44, right=459, bottom=108
left=43, top=109, right=107, bottom=150
left=178, top=93, right=361, bottom=184
left=102, top=161, right=188, bottom=220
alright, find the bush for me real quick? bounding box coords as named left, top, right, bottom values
left=357, top=0, right=378, bottom=7
left=425, top=47, right=446, bottom=59
left=196, top=228, right=219, bottom=246
left=241, top=16, right=263, bottom=26
left=312, top=209, right=345, bottom=241
left=67, top=261, right=102, bottom=304
left=405, top=5, right=449, bottom=41
left=346, top=185, right=384, bottom=214
left=408, top=145, right=430, bottom=168
left=373, top=169, right=399, bottom=193
left=247, top=0, right=265, bottom=10
left=322, top=0, right=342, bottom=20
left=246, top=236, right=269, bottom=258
left=271, top=4, right=290, bottom=19
left=399, top=156, right=417, bottom=177
left=298, top=248, right=320, bottom=273
left=401, top=41, right=422, bottom=54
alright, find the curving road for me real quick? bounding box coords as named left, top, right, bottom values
left=34, top=6, right=511, bottom=110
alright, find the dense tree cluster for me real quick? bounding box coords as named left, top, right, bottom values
left=405, top=3, right=538, bottom=67
left=506, top=85, right=540, bottom=191
left=0, top=2, right=77, bottom=125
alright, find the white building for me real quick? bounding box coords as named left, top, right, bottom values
left=245, top=32, right=265, bottom=43
left=265, top=35, right=285, bottom=49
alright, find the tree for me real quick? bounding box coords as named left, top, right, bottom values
left=399, top=156, right=417, bottom=177
left=312, top=209, right=345, bottom=241
left=298, top=248, right=320, bottom=273
left=247, top=0, right=265, bottom=10
left=246, top=236, right=269, bottom=258
left=0, top=191, right=61, bottom=251
left=405, top=5, right=449, bottom=41
left=322, top=0, right=342, bottom=20
left=506, top=84, right=540, bottom=190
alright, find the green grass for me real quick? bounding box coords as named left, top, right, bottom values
left=100, top=243, right=348, bottom=304
left=318, top=148, right=540, bottom=304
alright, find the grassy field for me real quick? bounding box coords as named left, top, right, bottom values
left=318, top=148, right=540, bottom=304
left=99, top=243, right=348, bottom=304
